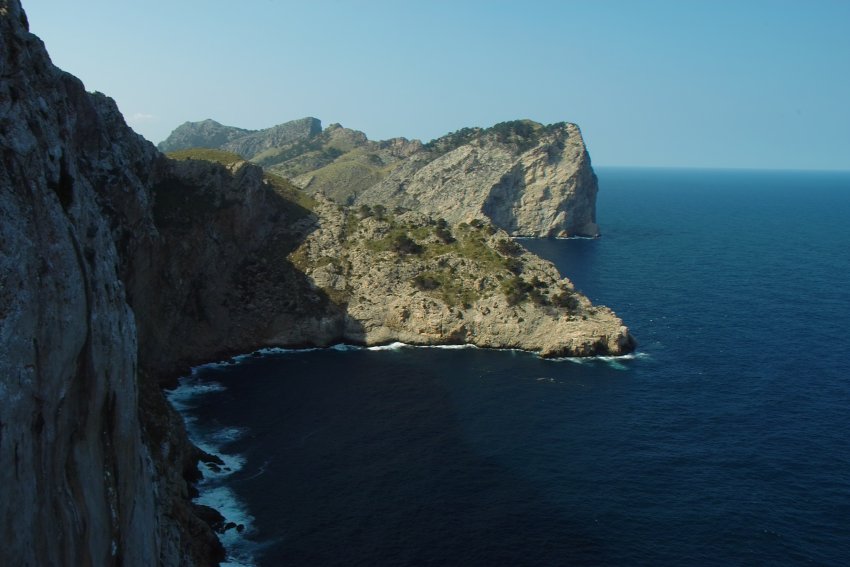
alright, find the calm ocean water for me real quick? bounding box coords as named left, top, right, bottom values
left=171, top=167, right=850, bottom=566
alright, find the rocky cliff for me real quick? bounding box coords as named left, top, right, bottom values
left=1, top=1, right=632, bottom=565
left=356, top=121, right=600, bottom=237
left=287, top=200, right=631, bottom=356
left=158, top=117, right=322, bottom=159
left=161, top=119, right=601, bottom=237
left=0, top=2, right=220, bottom=564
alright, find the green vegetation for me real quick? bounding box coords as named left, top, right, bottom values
left=251, top=136, right=333, bottom=168
left=262, top=171, right=317, bottom=214
left=551, top=288, right=579, bottom=310
left=273, top=147, right=400, bottom=204
left=434, top=218, right=455, bottom=244
left=423, top=126, right=482, bottom=154
left=349, top=211, right=556, bottom=308
left=164, top=147, right=316, bottom=222
left=301, top=206, right=572, bottom=311
left=495, top=238, right=523, bottom=256
left=424, top=120, right=569, bottom=156
left=501, top=276, right=534, bottom=307
left=166, top=148, right=245, bottom=166
left=411, top=269, right=480, bottom=308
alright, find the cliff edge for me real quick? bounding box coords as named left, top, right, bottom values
left=161, top=118, right=601, bottom=237
left=0, top=1, right=632, bottom=565
left=0, top=2, right=220, bottom=564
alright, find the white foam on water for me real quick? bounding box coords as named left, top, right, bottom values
left=165, top=378, right=226, bottom=412
left=197, top=444, right=246, bottom=477
left=367, top=341, right=408, bottom=351
left=331, top=343, right=364, bottom=352
left=194, top=484, right=257, bottom=565
left=191, top=360, right=239, bottom=373
left=209, top=426, right=247, bottom=446
left=365, top=342, right=483, bottom=352
left=167, top=369, right=260, bottom=566
left=419, top=343, right=480, bottom=351
left=550, top=351, right=649, bottom=370
left=254, top=346, right=323, bottom=356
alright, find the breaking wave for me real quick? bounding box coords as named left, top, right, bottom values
left=166, top=376, right=257, bottom=566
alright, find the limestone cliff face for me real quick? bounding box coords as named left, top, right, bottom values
left=357, top=122, right=599, bottom=237
left=287, top=200, right=632, bottom=356
left=0, top=3, right=249, bottom=564
left=161, top=118, right=602, bottom=237
left=482, top=123, right=599, bottom=237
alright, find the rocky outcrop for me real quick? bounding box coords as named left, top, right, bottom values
left=158, top=117, right=322, bottom=160
left=286, top=200, right=632, bottom=356
left=358, top=122, right=600, bottom=237
left=157, top=119, right=253, bottom=154
left=0, top=1, right=215, bottom=564
left=161, top=118, right=601, bottom=237
left=1, top=1, right=632, bottom=565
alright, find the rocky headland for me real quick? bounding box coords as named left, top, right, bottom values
left=0, top=1, right=633, bottom=565
left=160, top=117, right=602, bottom=238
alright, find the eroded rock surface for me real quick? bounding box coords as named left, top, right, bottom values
left=1, top=1, right=632, bottom=565
left=287, top=200, right=632, bottom=356
left=162, top=119, right=601, bottom=237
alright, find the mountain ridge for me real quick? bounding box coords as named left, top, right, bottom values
left=160, top=116, right=602, bottom=237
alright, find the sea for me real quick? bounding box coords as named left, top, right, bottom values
left=167, top=167, right=850, bottom=566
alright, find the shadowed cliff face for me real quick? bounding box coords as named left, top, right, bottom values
left=0, top=1, right=632, bottom=564
left=0, top=1, right=162, bottom=564
left=0, top=0, right=369, bottom=560
left=0, top=1, right=342, bottom=564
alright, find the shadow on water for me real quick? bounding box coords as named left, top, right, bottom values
left=140, top=157, right=368, bottom=375
left=520, top=238, right=599, bottom=298
left=190, top=348, right=627, bottom=566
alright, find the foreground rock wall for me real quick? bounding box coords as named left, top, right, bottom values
left=0, top=2, right=161, bottom=564
left=0, top=3, right=228, bottom=564
left=0, top=1, right=633, bottom=564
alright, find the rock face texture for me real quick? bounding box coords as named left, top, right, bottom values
left=0, top=1, right=632, bottom=565
left=0, top=3, right=226, bottom=564
left=288, top=201, right=632, bottom=356
left=158, top=117, right=322, bottom=159
left=160, top=119, right=601, bottom=237
left=358, top=122, right=600, bottom=237
left=156, top=119, right=253, bottom=154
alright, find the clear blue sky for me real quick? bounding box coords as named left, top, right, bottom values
left=24, top=0, right=850, bottom=170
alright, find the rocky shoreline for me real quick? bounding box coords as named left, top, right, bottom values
left=0, top=1, right=632, bottom=565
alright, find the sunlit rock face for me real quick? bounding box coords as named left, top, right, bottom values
left=161, top=118, right=603, bottom=238
left=359, top=121, right=600, bottom=237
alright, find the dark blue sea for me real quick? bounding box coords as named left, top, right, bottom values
left=169, top=167, right=850, bottom=566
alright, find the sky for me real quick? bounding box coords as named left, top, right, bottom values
left=23, top=0, right=850, bottom=170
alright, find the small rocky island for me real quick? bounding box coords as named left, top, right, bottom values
left=0, top=0, right=633, bottom=565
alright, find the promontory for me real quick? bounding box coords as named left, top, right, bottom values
left=0, top=1, right=633, bottom=565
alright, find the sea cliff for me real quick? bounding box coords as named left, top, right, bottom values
left=0, top=1, right=632, bottom=565
left=160, top=118, right=601, bottom=238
